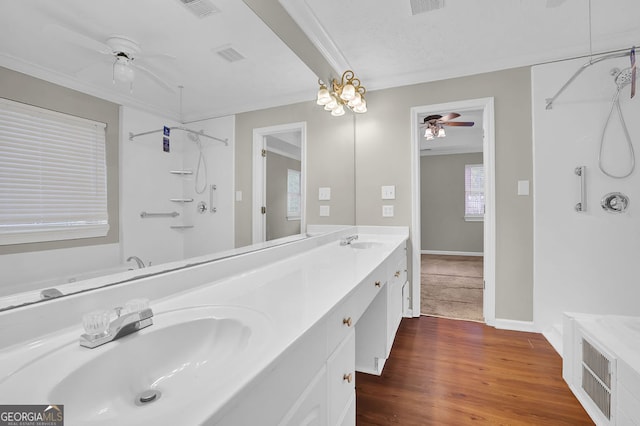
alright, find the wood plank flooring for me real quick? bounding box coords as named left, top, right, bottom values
left=355, top=316, right=593, bottom=425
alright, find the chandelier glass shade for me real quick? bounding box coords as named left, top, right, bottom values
left=316, top=70, right=367, bottom=115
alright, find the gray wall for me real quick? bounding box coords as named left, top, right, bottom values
left=266, top=151, right=301, bottom=240
left=235, top=102, right=355, bottom=248
left=354, top=67, right=533, bottom=321
left=234, top=66, right=533, bottom=322
left=0, top=66, right=120, bottom=255
left=421, top=153, right=484, bottom=253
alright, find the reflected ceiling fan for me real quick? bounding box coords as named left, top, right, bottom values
left=421, top=113, right=474, bottom=140
left=44, top=24, right=175, bottom=93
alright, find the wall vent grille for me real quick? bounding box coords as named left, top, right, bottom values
left=215, top=47, right=245, bottom=63
left=581, top=338, right=612, bottom=420
left=410, top=0, right=445, bottom=15
left=178, top=0, right=220, bottom=18
left=583, top=339, right=611, bottom=387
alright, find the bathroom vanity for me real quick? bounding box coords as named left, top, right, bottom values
left=0, top=226, right=408, bottom=425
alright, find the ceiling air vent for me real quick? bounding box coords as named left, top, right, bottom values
left=214, top=46, right=245, bottom=63
left=178, top=0, right=220, bottom=18
left=410, top=0, right=445, bottom=15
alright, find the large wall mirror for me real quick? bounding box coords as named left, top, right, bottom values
left=0, top=2, right=356, bottom=311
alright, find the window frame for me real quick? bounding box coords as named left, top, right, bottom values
left=464, top=163, right=485, bottom=222
left=286, top=168, right=301, bottom=221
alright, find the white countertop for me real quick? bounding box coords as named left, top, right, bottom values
left=0, top=227, right=408, bottom=425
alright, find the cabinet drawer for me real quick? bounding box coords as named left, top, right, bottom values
left=278, top=366, right=327, bottom=426
left=327, top=266, right=385, bottom=353
left=328, top=328, right=355, bottom=426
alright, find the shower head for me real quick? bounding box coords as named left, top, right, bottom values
left=613, top=67, right=636, bottom=89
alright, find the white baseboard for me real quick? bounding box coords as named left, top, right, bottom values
left=493, top=318, right=537, bottom=333
left=421, top=250, right=483, bottom=257
left=542, top=324, right=563, bottom=356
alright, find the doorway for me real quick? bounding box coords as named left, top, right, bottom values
left=410, top=98, right=496, bottom=324
left=252, top=122, right=307, bottom=244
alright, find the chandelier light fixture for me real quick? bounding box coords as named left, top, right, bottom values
left=316, top=70, right=367, bottom=116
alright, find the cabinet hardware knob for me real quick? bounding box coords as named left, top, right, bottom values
left=374, top=281, right=381, bottom=287
left=343, top=317, right=352, bottom=327
left=343, top=373, right=353, bottom=383
left=394, top=271, right=401, bottom=278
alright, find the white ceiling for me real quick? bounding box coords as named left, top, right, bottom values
left=0, top=0, right=318, bottom=122
left=1, top=0, right=639, bottom=123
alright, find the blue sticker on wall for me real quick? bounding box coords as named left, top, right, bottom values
left=163, top=126, right=170, bottom=137
left=163, top=137, right=170, bottom=153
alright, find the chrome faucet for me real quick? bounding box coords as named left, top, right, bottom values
left=127, top=255, right=146, bottom=269
left=80, top=300, right=153, bottom=349
left=340, top=234, right=359, bottom=246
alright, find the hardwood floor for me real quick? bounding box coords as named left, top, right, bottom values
left=355, top=316, right=593, bottom=425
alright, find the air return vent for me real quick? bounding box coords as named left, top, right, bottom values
left=178, top=0, right=220, bottom=18
left=214, top=46, right=245, bottom=63
left=581, top=338, right=612, bottom=420
left=410, top=0, right=445, bottom=15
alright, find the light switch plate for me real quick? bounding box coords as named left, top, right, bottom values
left=318, top=187, right=331, bottom=201
left=382, top=205, right=394, bottom=217
left=381, top=185, right=396, bottom=200
left=319, top=205, right=330, bottom=217
left=517, top=180, right=529, bottom=196
left=235, top=191, right=242, bottom=202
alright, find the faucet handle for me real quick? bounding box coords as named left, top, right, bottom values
left=82, top=310, right=110, bottom=336
left=125, top=298, right=150, bottom=313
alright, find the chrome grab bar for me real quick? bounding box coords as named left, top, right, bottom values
left=140, top=211, right=179, bottom=218
left=575, top=166, right=586, bottom=212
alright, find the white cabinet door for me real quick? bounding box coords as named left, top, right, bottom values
left=328, top=328, right=356, bottom=426
left=279, top=366, right=327, bottom=426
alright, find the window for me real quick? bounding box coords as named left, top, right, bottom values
left=287, top=168, right=301, bottom=220
left=0, top=98, right=109, bottom=245
left=464, top=163, right=484, bottom=221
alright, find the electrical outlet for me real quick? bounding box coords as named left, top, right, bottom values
left=320, top=205, right=330, bottom=216
left=382, top=205, right=394, bottom=217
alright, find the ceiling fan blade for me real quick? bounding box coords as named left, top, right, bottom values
left=443, top=121, right=475, bottom=127
left=631, top=46, right=636, bottom=99
left=438, top=112, right=461, bottom=122
left=43, top=24, right=111, bottom=54
left=135, top=63, right=175, bottom=93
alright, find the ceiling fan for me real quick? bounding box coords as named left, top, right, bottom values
left=44, top=24, right=175, bottom=93
left=421, top=112, right=474, bottom=140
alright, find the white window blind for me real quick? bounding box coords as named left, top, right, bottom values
left=287, top=168, right=301, bottom=220
left=464, top=163, right=484, bottom=221
left=0, top=98, right=109, bottom=245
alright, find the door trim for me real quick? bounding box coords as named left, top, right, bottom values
left=252, top=122, right=307, bottom=244
left=410, top=97, right=496, bottom=324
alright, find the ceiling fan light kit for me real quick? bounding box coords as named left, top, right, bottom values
left=113, top=54, right=135, bottom=83
left=421, top=113, right=474, bottom=139
left=316, top=70, right=367, bottom=115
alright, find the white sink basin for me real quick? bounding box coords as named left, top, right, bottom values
left=0, top=305, right=272, bottom=425
left=348, top=241, right=383, bottom=249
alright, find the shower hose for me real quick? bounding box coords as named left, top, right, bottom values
left=598, top=87, right=635, bottom=179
